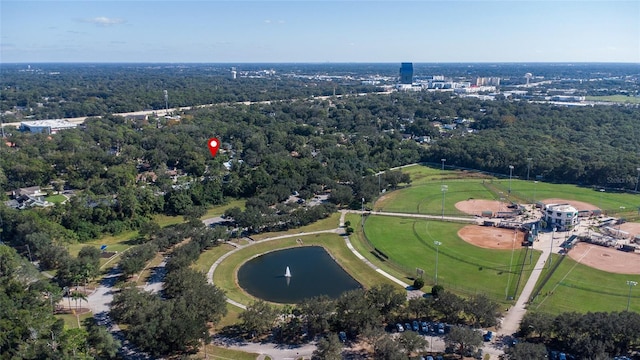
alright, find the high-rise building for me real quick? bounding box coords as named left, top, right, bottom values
left=399, top=63, right=413, bottom=84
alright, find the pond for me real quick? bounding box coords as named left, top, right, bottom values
left=237, top=246, right=362, bottom=303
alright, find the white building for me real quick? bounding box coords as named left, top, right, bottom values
left=20, top=120, right=78, bottom=134
left=543, top=203, right=579, bottom=230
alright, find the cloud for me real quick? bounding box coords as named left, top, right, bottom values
left=264, top=19, right=285, bottom=25
left=81, top=17, right=126, bottom=27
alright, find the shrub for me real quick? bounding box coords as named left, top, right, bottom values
left=413, top=278, right=425, bottom=289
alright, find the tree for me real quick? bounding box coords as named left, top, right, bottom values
left=239, top=300, right=279, bottom=339
left=84, top=318, right=121, bottom=359
left=398, top=330, right=427, bottom=356
left=431, top=284, right=444, bottom=297
left=366, top=283, right=406, bottom=321
left=444, top=325, right=483, bottom=358
left=504, top=342, right=549, bottom=360
left=312, top=333, right=343, bottom=360
left=373, top=334, right=408, bottom=360
left=299, top=295, right=335, bottom=337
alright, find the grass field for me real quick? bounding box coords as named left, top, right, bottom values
left=585, top=95, right=640, bottom=104
left=529, top=254, right=640, bottom=315
left=45, top=194, right=67, bottom=204
left=212, top=232, right=397, bottom=306
left=56, top=312, right=92, bottom=329
left=375, top=180, right=494, bottom=214
left=362, top=215, right=538, bottom=302
left=492, top=179, right=639, bottom=212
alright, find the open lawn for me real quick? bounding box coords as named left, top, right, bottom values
left=57, top=312, right=92, bottom=329
left=192, top=243, right=236, bottom=274
left=199, top=345, right=258, bottom=360
left=529, top=254, right=640, bottom=315
left=212, top=232, right=396, bottom=306
left=44, top=194, right=67, bottom=204
left=362, top=215, right=538, bottom=302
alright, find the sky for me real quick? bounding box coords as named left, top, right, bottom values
left=1, top=0, right=639, bottom=63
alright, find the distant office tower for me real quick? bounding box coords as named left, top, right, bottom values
left=399, top=63, right=413, bottom=84
left=231, top=67, right=237, bottom=79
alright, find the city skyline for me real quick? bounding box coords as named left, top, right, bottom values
left=1, top=0, right=638, bottom=63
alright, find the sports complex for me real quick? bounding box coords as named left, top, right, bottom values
left=352, top=164, right=640, bottom=314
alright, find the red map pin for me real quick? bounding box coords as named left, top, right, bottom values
left=207, top=137, right=220, bottom=158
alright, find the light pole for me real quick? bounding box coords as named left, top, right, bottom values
left=508, top=165, right=514, bottom=195
left=533, top=180, right=538, bottom=203
left=599, top=189, right=605, bottom=213
left=361, top=197, right=365, bottom=230
left=627, top=280, right=637, bottom=311
left=635, top=167, right=640, bottom=192
left=526, top=158, right=533, bottom=181
left=441, top=158, right=446, bottom=183
left=549, top=228, right=556, bottom=268
left=434, top=241, right=442, bottom=285
left=441, top=185, right=448, bottom=220
left=506, top=228, right=516, bottom=300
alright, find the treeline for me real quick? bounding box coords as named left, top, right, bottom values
left=518, top=311, right=640, bottom=359
left=0, top=63, right=380, bottom=120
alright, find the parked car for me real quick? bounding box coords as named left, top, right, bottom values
left=420, top=321, right=428, bottom=333
left=483, top=331, right=493, bottom=342
left=405, top=323, right=412, bottom=331
left=338, top=331, right=347, bottom=343
left=437, top=323, right=445, bottom=334
left=412, top=320, right=420, bottom=331
left=396, top=323, right=405, bottom=332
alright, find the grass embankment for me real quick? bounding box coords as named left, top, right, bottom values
left=212, top=232, right=397, bottom=306
left=250, top=212, right=341, bottom=240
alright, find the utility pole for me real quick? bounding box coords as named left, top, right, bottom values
left=526, top=158, right=533, bottom=181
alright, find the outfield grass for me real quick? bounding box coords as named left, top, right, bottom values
left=375, top=180, right=494, bottom=214
left=362, top=215, right=538, bottom=302
left=529, top=255, right=640, bottom=315
left=212, top=232, right=396, bottom=306
left=492, top=179, right=639, bottom=212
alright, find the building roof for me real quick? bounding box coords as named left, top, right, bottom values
left=20, top=120, right=78, bottom=129
left=546, top=203, right=578, bottom=213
